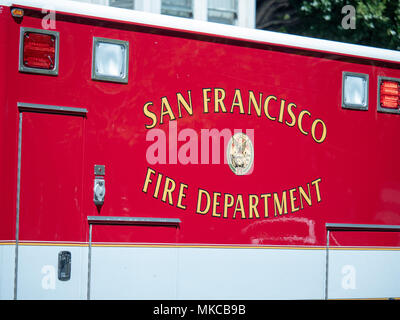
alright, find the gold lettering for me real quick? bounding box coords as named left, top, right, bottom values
left=233, top=194, right=246, bottom=219
left=278, top=99, right=285, bottom=123
left=299, top=184, right=312, bottom=209
left=311, top=119, right=327, bottom=143
left=161, top=177, right=176, bottom=205
left=286, top=103, right=297, bottom=127
left=249, top=195, right=260, bottom=219
left=196, top=189, right=211, bottom=214
left=223, top=193, right=234, bottom=218
left=260, top=193, right=271, bottom=218
left=153, top=172, right=163, bottom=198
left=203, top=88, right=212, bottom=113
left=273, top=191, right=288, bottom=216
left=177, top=91, right=193, bottom=118
left=142, top=167, right=155, bottom=193
left=312, top=178, right=322, bottom=202
left=212, top=192, right=222, bottom=217
left=143, top=102, right=157, bottom=129
left=289, top=188, right=299, bottom=213
left=230, top=89, right=245, bottom=114
left=214, top=88, right=227, bottom=113
left=248, top=91, right=262, bottom=117
left=298, top=110, right=311, bottom=136
left=176, top=182, right=188, bottom=209
left=263, top=95, right=277, bottom=121
left=160, top=97, right=176, bottom=124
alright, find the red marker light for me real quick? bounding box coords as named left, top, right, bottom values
left=23, top=32, right=56, bottom=70
left=380, top=80, right=399, bottom=109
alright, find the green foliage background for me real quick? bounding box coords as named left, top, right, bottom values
left=280, top=0, right=400, bottom=50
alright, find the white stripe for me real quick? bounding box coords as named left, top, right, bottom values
left=2, top=0, right=400, bottom=63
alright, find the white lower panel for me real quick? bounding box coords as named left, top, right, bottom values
left=90, top=246, right=178, bottom=299
left=16, top=245, right=88, bottom=300
left=89, top=246, right=326, bottom=300
left=327, top=249, right=400, bottom=299
left=176, top=247, right=325, bottom=299
left=5, top=244, right=399, bottom=299
left=0, top=245, right=15, bottom=300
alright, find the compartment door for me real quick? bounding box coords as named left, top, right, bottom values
left=16, top=103, right=86, bottom=299
left=88, top=217, right=180, bottom=300
left=325, top=224, right=400, bottom=299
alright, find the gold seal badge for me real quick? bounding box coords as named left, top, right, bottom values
left=227, top=132, right=254, bottom=175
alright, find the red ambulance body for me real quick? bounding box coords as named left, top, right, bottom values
left=0, top=0, right=400, bottom=299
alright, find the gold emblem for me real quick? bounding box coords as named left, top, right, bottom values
left=227, top=132, right=254, bottom=175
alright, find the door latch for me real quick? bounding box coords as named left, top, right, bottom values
left=94, top=165, right=105, bottom=206
left=58, top=251, right=71, bottom=281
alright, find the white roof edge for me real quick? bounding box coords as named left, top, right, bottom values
left=2, top=0, right=400, bottom=64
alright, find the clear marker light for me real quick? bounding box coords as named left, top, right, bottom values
left=95, top=42, right=125, bottom=77
left=92, top=38, right=129, bottom=83
left=344, top=75, right=367, bottom=106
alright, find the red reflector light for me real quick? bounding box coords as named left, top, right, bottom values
left=23, top=32, right=55, bottom=70
left=380, top=80, right=399, bottom=109
left=381, top=81, right=399, bottom=95
left=381, top=95, right=398, bottom=109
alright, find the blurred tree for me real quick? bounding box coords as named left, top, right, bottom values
left=256, top=0, right=298, bottom=30
left=256, top=0, right=400, bottom=50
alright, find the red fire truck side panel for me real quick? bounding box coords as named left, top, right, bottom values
left=1, top=1, right=400, bottom=300
left=1, top=6, right=400, bottom=248
left=0, top=7, right=16, bottom=243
